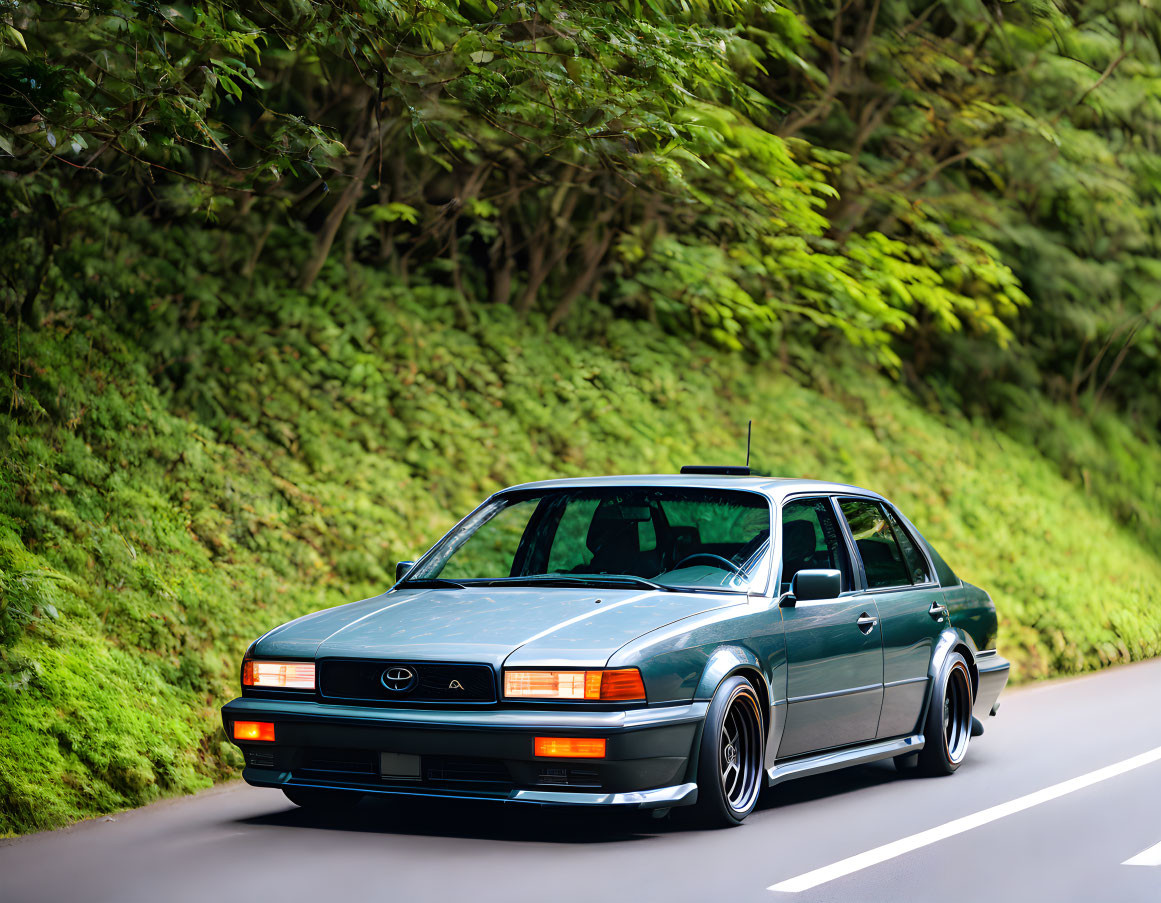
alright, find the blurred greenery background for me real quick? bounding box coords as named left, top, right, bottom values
left=2, top=0, right=1159, bottom=834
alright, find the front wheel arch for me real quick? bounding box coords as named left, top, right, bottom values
left=687, top=652, right=772, bottom=788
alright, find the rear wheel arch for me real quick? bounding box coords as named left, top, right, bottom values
left=922, top=631, right=978, bottom=727
left=955, top=642, right=979, bottom=698
left=917, top=650, right=973, bottom=775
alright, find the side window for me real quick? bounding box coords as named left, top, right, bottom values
left=780, top=498, right=852, bottom=594
left=882, top=506, right=931, bottom=585
left=839, top=499, right=911, bottom=589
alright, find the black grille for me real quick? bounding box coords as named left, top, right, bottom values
left=318, top=660, right=497, bottom=703
left=424, top=757, right=512, bottom=789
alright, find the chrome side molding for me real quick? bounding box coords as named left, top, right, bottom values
left=766, top=734, right=925, bottom=787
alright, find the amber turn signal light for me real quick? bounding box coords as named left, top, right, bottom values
left=597, top=669, right=647, bottom=701
left=233, top=721, right=275, bottom=742
left=534, top=737, right=607, bottom=758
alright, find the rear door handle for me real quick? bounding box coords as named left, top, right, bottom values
left=929, top=601, right=948, bottom=621
left=856, top=613, right=878, bottom=633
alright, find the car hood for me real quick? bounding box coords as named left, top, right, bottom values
left=252, top=585, right=742, bottom=668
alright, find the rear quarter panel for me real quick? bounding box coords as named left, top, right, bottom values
left=943, top=581, right=999, bottom=652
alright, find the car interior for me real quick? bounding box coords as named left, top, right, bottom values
left=574, top=496, right=770, bottom=581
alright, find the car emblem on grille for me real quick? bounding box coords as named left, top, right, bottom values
left=380, top=666, right=416, bottom=692
left=448, top=680, right=464, bottom=690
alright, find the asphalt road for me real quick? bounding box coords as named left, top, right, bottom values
left=3, top=659, right=1160, bottom=903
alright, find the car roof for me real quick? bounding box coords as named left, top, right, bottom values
left=499, top=474, right=887, bottom=505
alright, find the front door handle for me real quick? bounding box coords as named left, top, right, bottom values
left=929, top=601, right=948, bottom=621
left=856, top=613, right=878, bottom=633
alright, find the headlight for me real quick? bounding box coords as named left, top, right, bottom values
left=503, top=668, right=646, bottom=702
left=242, top=659, right=316, bottom=690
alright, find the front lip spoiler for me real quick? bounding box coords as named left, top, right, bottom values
left=253, top=772, right=698, bottom=809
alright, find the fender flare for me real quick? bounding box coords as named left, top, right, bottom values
left=919, top=629, right=979, bottom=730
left=694, top=645, right=771, bottom=710
left=685, top=646, right=774, bottom=785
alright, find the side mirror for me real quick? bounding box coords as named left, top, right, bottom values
left=395, top=560, right=415, bottom=583
left=782, top=569, right=842, bottom=606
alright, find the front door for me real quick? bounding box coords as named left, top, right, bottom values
left=777, top=497, right=885, bottom=759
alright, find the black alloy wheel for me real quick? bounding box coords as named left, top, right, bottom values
left=692, top=675, right=765, bottom=826
left=917, top=651, right=974, bottom=776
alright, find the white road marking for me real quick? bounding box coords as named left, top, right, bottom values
left=768, top=744, right=1161, bottom=893
left=1124, top=840, right=1161, bottom=867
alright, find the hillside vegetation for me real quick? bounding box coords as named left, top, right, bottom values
left=3, top=0, right=1161, bottom=835
left=3, top=258, right=1160, bottom=835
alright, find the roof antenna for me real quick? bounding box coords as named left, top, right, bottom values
left=678, top=420, right=754, bottom=476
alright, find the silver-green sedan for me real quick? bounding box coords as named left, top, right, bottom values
left=222, top=472, right=1009, bottom=826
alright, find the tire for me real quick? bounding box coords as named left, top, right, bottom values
left=917, top=651, right=974, bottom=776
left=690, top=675, right=765, bottom=827
left=283, top=787, right=364, bottom=810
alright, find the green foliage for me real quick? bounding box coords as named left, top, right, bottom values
left=2, top=0, right=1036, bottom=365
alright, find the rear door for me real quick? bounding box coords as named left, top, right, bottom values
left=777, top=496, right=885, bottom=758
left=836, top=497, right=946, bottom=739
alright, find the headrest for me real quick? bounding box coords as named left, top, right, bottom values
left=586, top=505, right=639, bottom=554
left=783, top=519, right=817, bottom=561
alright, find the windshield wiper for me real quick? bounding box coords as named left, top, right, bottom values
left=397, top=578, right=467, bottom=590
left=479, top=575, right=675, bottom=592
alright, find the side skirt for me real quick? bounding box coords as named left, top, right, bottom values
left=766, top=734, right=925, bottom=788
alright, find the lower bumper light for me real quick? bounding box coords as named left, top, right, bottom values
left=233, top=720, right=275, bottom=742
left=534, top=737, right=606, bottom=758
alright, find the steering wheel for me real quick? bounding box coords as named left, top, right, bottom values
left=672, top=553, right=745, bottom=575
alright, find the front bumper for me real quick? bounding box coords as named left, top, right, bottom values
left=221, top=697, right=706, bottom=809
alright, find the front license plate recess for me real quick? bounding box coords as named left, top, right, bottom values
left=380, top=752, right=422, bottom=781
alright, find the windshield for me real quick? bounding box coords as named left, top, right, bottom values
left=404, top=487, right=772, bottom=593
